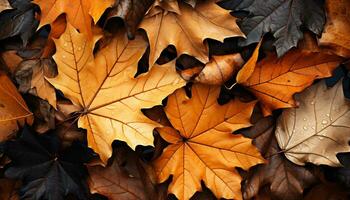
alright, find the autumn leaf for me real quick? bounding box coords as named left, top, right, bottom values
left=241, top=116, right=317, bottom=200
left=4, top=127, right=91, bottom=200
left=225, top=0, right=325, bottom=57
left=0, top=178, right=20, bottom=200
left=319, top=0, right=350, bottom=58
left=106, top=0, right=155, bottom=39
left=304, top=183, right=349, bottom=200
left=276, top=79, right=350, bottom=166
left=48, top=23, right=185, bottom=163
left=88, top=145, right=158, bottom=200
left=195, top=53, right=244, bottom=85
left=15, top=58, right=57, bottom=108
left=153, top=84, right=264, bottom=200
left=139, top=0, right=244, bottom=67
left=240, top=49, right=342, bottom=116
left=34, top=0, right=114, bottom=36
left=0, top=73, right=33, bottom=142
left=0, top=0, right=12, bottom=13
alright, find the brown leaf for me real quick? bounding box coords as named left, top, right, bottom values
left=0, top=73, right=33, bottom=142
left=106, top=0, right=155, bottom=39
left=240, top=49, right=342, bottom=116
left=0, top=0, right=12, bottom=13
left=0, top=178, right=20, bottom=200
left=1, top=51, right=23, bottom=74
left=241, top=116, right=317, bottom=200
left=319, top=0, right=350, bottom=58
left=195, top=53, right=244, bottom=85
left=153, top=84, right=264, bottom=200
left=139, top=0, right=244, bottom=67
left=304, top=183, right=349, bottom=200
left=88, top=145, right=157, bottom=200
left=276, top=79, right=350, bottom=166
left=236, top=41, right=262, bottom=84
left=48, top=23, right=185, bottom=163
left=15, top=58, right=57, bottom=108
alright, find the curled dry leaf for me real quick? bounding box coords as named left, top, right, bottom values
left=153, top=84, right=264, bottom=200
left=195, top=53, right=244, bottom=85
left=276, top=80, right=350, bottom=166
left=139, top=0, right=244, bottom=67
left=48, top=23, right=185, bottom=163
left=34, top=0, right=114, bottom=36
left=319, top=0, right=350, bottom=58
left=0, top=73, right=33, bottom=142
left=240, top=49, right=342, bottom=116
left=241, top=117, right=317, bottom=200
left=106, top=0, right=155, bottom=39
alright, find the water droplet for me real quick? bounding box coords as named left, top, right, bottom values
left=292, top=129, right=296, bottom=133
left=128, top=174, right=134, bottom=178
left=330, top=118, right=333, bottom=121
left=303, top=118, right=307, bottom=121
left=63, top=42, right=68, bottom=47
left=78, top=47, right=82, bottom=51
left=310, top=101, right=315, bottom=105
left=326, top=113, right=330, bottom=117
left=62, top=55, right=66, bottom=58
left=322, top=120, right=328, bottom=125
left=303, top=126, right=308, bottom=130
left=311, top=126, right=315, bottom=130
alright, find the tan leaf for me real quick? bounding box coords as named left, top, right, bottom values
left=195, top=53, right=244, bottom=85
left=240, top=49, right=342, bottom=116
left=139, top=0, right=244, bottom=67
left=319, top=0, right=350, bottom=58
left=34, top=0, right=114, bottom=36
left=48, top=23, right=185, bottom=163
left=236, top=41, right=262, bottom=84
left=0, top=73, right=33, bottom=142
left=153, top=84, right=264, bottom=200
left=276, top=79, right=350, bottom=166
left=0, top=0, right=12, bottom=13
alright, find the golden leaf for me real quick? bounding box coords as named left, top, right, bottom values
left=154, top=84, right=264, bottom=200
left=276, top=80, right=350, bottom=166
left=0, top=73, right=33, bottom=142
left=139, top=0, right=244, bottom=67
left=48, top=23, right=185, bottom=163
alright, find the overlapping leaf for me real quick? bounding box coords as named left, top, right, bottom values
left=276, top=80, right=350, bottom=166
left=153, top=84, right=264, bottom=200
left=48, top=23, right=185, bottom=163
left=139, top=0, right=244, bottom=66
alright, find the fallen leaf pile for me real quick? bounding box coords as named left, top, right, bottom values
left=0, top=0, right=349, bottom=199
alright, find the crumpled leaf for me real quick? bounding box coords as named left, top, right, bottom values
left=241, top=116, right=317, bottom=200
left=33, top=0, right=114, bottom=36
left=4, top=126, right=92, bottom=200
left=240, top=49, right=342, bottom=116
left=195, top=53, right=244, bottom=85
left=48, top=23, right=185, bottom=163
left=88, top=144, right=158, bottom=200
left=225, top=0, right=325, bottom=57
left=153, top=84, right=264, bottom=200
left=15, top=58, right=57, bottom=108
left=319, top=0, right=350, bottom=58
left=0, top=73, right=33, bottom=142
left=0, top=0, right=38, bottom=45
left=139, top=0, right=244, bottom=67
left=106, top=0, right=155, bottom=39
left=0, top=0, right=12, bottom=13
left=276, top=79, right=350, bottom=166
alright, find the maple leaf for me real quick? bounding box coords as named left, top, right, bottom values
left=319, top=0, right=350, bottom=58
left=240, top=49, right=342, bottom=116
left=15, top=58, right=57, bottom=108
left=48, top=23, right=185, bottom=163
left=88, top=144, right=158, bottom=200
left=139, top=0, right=244, bottom=67
left=0, top=0, right=12, bottom=13
left=153, top=84, right=264, bottom=200
left=4, top=126, right=92, bottom=200
left=222, top=0, right=326, bottom=57
left=33, top=0, right=114, bottom=36
left=241, top=116, right=317, bottom=200
left=276, top=79, right=350, bottom=166
left=0, top=0, right=38, bottom=45
left=0, top=73, right=33, bottom=142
